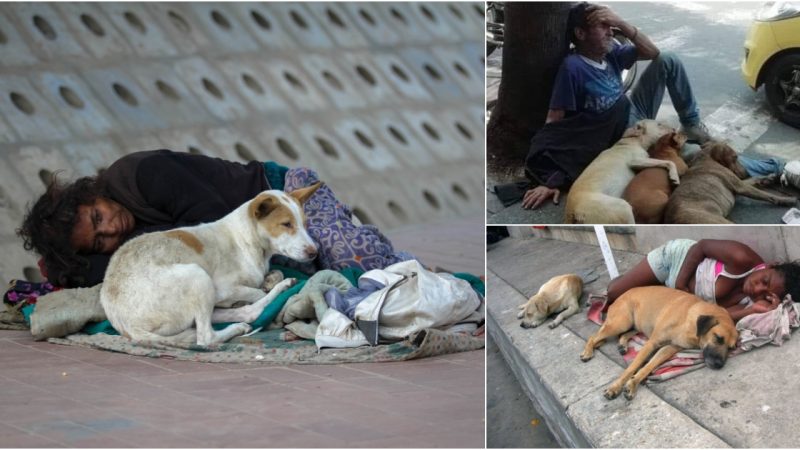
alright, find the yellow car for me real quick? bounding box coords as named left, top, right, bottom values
left=742, top=2, right=800, bottom=128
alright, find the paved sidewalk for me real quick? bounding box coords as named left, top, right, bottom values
left=487, top=235, right=800, bottom=448
left=0, top=217, right=485, bottom=448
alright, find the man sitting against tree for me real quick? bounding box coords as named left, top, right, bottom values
left=522, top=2, right=713, bottom=209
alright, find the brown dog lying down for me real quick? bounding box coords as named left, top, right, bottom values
left=622, top=131, right=689, bottom=223
left=664, top=141, right=797, bottom=223
left=580, top=286, right=739, bottom=401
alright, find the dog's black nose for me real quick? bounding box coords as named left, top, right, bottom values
left=305, top=246, right=318, bottom=260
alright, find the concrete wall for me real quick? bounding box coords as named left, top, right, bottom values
left=0, top=2, right=484, bottom=283
left=507, top=225, right=800, bottom=262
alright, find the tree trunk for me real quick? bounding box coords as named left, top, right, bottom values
left=487, top=2, right=574, bottom=172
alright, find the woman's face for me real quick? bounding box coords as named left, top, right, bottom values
left=743, top=268, right=785, bottom=301
left=70, top=197, right=135, bottom=254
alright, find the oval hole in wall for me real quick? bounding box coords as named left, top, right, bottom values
left=202, top=78, right=224, bottom=99
left=276, top=138, right=299, bottom=160
left=326, top=8, right=346, bottom=28
left=0, top=27, right=8, bottom=45
left=391, top=64, right=409, bottom=82
left=474, top=4, right=485, bottom=18
left=359, top=9, right=376, bottom=26
left=449, top=5, right=465, bottom=21
left=419, top=5, right=437, bottom=22
left=355, top=65, right=376, bottom=86
left=423, top=190, right=440, bottom=209
left=23, top=266, right=44, bottom=283
left=354, top=129, right=374, bottom=149
left=315, top=137, right=339, bottom=159
left=123, top=11, right=146, bottom=34
left=80, top=13, right=105, bottom=37
left=210, top=10, right=232, bottom=30
left=322, top=71, right=343, bottom=91
left=59, top=86, right=85, bottom=109
left=283, top=71, right=307, bottom=92
left=235, top=142, right=256, bottom=161
left=241, top=73, right=264, bottom=95
left=250, top=10, right=271, bottom=30
left=33, top=15, right=57, bottom=40
left=387, top=126, right=407, bottom=145
left=452, top=183, right=469, bottom=201
left=455, top=122, right=473, bottom=141
left=424, top=64, right=442, bottom=81
left=155, top=79, right=180, bottom=100
left=422, top=121, right=440, bottom=141
left=113, top=83, right=138, bottom=106
left=387, top=201, right=408, bottom=221
left=187, top=146, right=203, bottom=155
left=38, top=169, right=53, bottom=186
left=352, top=207, right=372, bottom=225
left=290, top=10, right=308, bottom=29
left=453, top=62, right=470, bottom=79
left=167, top=10, right=191, bottom=34
left=10, top=92, right=35, bottom=115
left=389, top=8, right=407, bottom=25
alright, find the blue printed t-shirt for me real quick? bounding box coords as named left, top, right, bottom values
left=549, top=43, right=638, bottom=115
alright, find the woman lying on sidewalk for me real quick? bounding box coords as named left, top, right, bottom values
left=17, top=149, right=413, bottom=288
left=604, top=239, right=800, bottom=322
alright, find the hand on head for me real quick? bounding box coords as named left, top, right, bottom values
left=585, top=5, right=623, bottom=28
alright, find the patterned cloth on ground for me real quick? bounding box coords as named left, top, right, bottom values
left=284, top=167, right=415, bottom=272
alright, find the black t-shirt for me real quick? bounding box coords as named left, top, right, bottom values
left=62, top=150, right=269, bottom=287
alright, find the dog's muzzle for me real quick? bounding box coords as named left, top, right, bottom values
left=702, top=346, right=727, bottom=370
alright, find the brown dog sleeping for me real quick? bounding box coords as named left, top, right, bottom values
left=622, top=131, right=689, bottom=223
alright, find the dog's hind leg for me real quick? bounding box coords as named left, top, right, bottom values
left=623, top=344, right=680, bottom=400
left=581, top=312, right=634, bottom=362
left=736, top=181, right=797, bottom=206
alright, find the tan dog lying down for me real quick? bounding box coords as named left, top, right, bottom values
left=622, top=131, right=689, bottom=223
left=518, top=274, right=583, bottom=329
left=580, top=286, right=739, bottom=401
left=664, top=142, right=797, bottom=223
left=564, top=120, right=678, bottom=224
left=100, top=184, right=321, bottom=345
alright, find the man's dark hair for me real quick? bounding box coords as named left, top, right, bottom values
left=566, top=2, right=593, bottom=46
left=16, top=171, right=109, bottom=287
left=775, top=260, right=800, bottom=303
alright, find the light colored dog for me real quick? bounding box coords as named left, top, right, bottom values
left=564, top=120, right=677, bottom=224
left=580, top=286, right=739, bottom=401
left=664, top=141, right=797, bottom=223
left=518, top=274, right=583, bottom=329
left=622, top=131, right=689, bottom=223
left=100, top=184, right=321, bottom=345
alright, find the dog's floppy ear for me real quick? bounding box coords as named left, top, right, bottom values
left=289, top=182, right=323, bottom=205
left=696, top=315, right=718, bottom=338
left=250, top=193, right=280, bottom=220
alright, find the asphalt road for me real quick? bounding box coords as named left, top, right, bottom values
left=488, top=1, right=800, bottom=224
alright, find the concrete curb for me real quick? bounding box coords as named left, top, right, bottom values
left=488, top=268, right=730, bottom=448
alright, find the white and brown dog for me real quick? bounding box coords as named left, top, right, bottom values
left=100, top=184, right=321, bottom=345
left=518, top=274, right=583, bottom=329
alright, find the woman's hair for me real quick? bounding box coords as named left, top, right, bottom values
left=16, top=171, right=108, bottom=287
left=774, top=260, right=800, bottom=302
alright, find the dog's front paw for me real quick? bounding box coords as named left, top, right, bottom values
left=548, top=321, right=560, bottom=329
left=623, top=379, right=638, bottom=400
left=580, top=350, right=594, bottom=362
left=604, top=385, right=622, bottom=400
left=261, top=270, right=285, bottom=291
left=516, top=310, right=525, bottom=320
left=271, top=278, right=298, bottom=293
left=617, top=344, right=627, bottom=355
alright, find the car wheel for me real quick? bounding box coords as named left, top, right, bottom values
left=764, top=53, right=800, bottom=129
